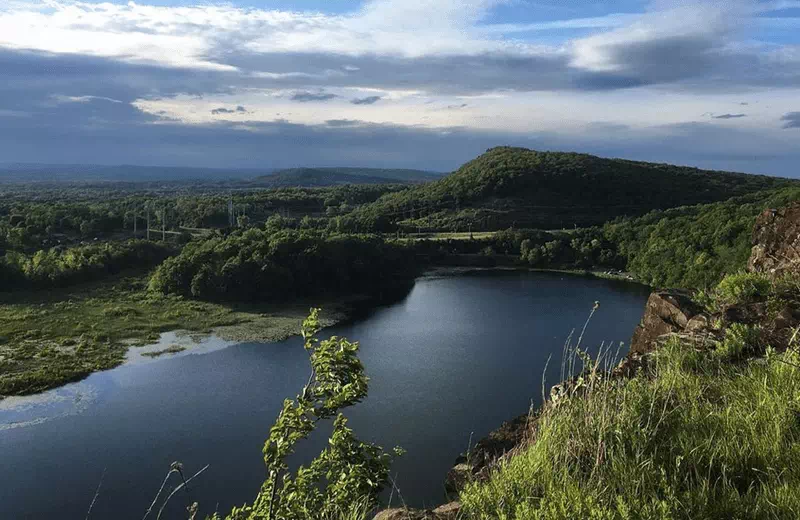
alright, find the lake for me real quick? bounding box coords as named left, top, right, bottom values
left=0, top=271, right=650, bottom=519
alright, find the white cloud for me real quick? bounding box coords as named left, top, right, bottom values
left=52, top=94, right=123, bottom=104
left=569, top=2, right=744, bottom=72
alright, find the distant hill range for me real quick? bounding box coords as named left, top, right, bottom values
left=347, top=147, right=798, bottom=231
left=249, top=167, right=443, bottom=187
left=0, top=163, right=272, bottom=183
left=0, top=164, right=442, bottom=186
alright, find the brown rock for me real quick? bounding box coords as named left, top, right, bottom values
left=630, top=290, right=703, bottom=354
left=432, top=502, right=461, bottom=518
left=774, top=306, right=800, bottom=331
left=723, top=302, right=768, bottom=325
left=446, top=413, right=531, bottom=494
left=748, top=203, right=800, bottom=276
left=686, top=313, right=711, bottom=332
left=445, top=463, right=473, bottom=493
left=373, top=508, right=433, bottom=520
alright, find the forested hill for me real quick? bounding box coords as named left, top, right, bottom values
left=345, top=147, right=796, bottom=231
left=251, top=167, right=443, bottom=187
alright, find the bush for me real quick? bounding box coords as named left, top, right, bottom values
left=716, top=323, right=763, bottom=360
left=715, top=272, right=772, bottom=306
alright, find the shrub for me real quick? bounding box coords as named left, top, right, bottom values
left=716, top=323, right=763, bottom=360
left=715, top=272, right=771, bottom=306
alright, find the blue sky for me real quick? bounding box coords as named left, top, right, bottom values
left=1, top=0, right=799, bottom=175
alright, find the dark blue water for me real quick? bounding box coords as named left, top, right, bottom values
left=0, top=271, right=649, bottom=519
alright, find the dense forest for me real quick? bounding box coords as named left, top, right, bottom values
left=0, top=184, right=404, bottom=252
left=0, top=240, right=174, bottom=290
left=148, top=228, right=419, bottom=302
left=342, top=147, right=795, bottom=232
left=403, top=185, right=800, bottom=289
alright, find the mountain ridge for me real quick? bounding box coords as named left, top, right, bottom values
left=345, top=147, right=797, bottom=231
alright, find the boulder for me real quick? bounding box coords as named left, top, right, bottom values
left=630, top=291, right=703, bottom=354
left=372, top=504, right=460, bottom=520
left=749, top=203, right=800, bottom=276
left=373, top=508, right=432, bottom=520
left=444, top=463, right=473, bottom=493
left=432, top=502, right=461, bottom=518
left=686, top=313, right=712, bottom=332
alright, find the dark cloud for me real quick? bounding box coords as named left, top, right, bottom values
left=290, top=91, right=337, bottom=102
left=594, top=35, right=721, bottom=84
left=211, top=106, right=248, bottom=115
left=782, top=112, right=800, bottom=129
left=351, top=96, right=381, bottom=105
left=325, top=119, right=363, bottom=127
left=712, top=113, right=746, bottom=119
left=221, top=51, right=652, bottom=94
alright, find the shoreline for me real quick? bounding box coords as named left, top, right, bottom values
left=422, top=264, right=643, bottom=285
left=0, top=267, right=641, bottom=399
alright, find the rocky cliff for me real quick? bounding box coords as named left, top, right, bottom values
left=749, top=202, right=800, bottom=275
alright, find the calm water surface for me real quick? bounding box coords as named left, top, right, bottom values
left=0, top=271, right=650, bottom=519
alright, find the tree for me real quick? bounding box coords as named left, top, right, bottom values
left=223, top=310, right=401, bottom=520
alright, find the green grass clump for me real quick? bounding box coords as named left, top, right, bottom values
left=715, top=272, right=772, bottom=306
left=459, top=339, right=800, bottom=519
left=715, top=323, right=763, bottom=361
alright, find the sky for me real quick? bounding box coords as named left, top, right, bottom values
left=0, top=0, right=799, bottom=175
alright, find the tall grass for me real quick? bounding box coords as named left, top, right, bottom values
left=460, top=338, right=800, bottom=519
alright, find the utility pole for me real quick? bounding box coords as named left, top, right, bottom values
left=133, top=208, right=138, bottom=236
left=147, top=203, right=151, bottom=241
left=228, top=193, right=235, bottom=228
left=162, top=206, right=166, bottom=241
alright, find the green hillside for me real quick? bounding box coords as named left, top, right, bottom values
left=252, top=167, right=442, bottom=187
left=344, top=147, right=795, bottom=231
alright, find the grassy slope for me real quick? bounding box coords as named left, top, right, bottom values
left=350, top=147, right=794, bottom=231
left=459, top=275, right=800, bottom=519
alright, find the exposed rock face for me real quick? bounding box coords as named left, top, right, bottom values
left=445, top=413, right=531, bottom=494
left=749, top=203, right=800, bottom=276
left=630, top=291, right=706, bottom=354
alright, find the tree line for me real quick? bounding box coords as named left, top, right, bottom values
left=148, top=228, right=419, bottom=302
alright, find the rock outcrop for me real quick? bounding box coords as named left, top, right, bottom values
left=749, top=203, right=800, bottom=276
left=629, top=290, right=706, bottom=354
left=445, top=413, right=531, bottom=494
